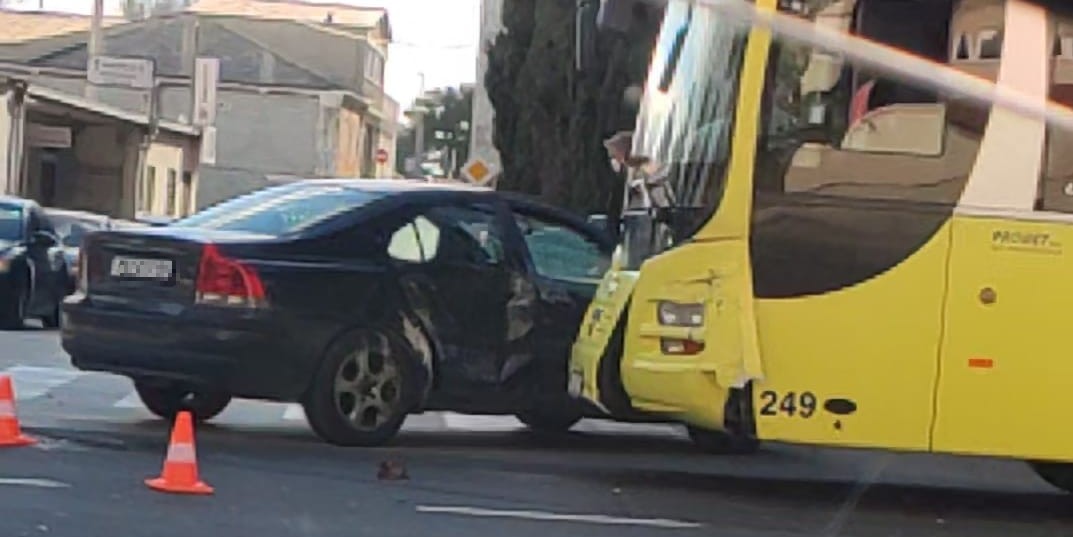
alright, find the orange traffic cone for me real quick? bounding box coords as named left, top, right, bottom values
left=145, top=411, right=213, bottom=495
left=0, top=375, right=35, bottom=447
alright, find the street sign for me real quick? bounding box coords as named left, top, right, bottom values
left=87, top=56, right=154, bottom=89
left=26, top=124, right=72, bottom=148
left=461, top=157, right=498, bottom=185
left=193, top=57, right=219, bottom=127
left=375, top=148, right=389, bottom=165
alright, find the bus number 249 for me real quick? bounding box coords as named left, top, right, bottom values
left=759, top=390, right=817, bottom=418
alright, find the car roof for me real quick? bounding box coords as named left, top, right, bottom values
left=296, top=178, right=492, bottom=193
left=43, top=207, right=109, bottom=221
left=0, top=196, right=36, bottom=209
left=295, top=178, right=604, bottom=236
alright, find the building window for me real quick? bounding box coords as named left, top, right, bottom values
left=364, top=49, right=384, bottom=85
left=978, top=28, right=1003, bottom=60
left=166, top=169, right=178, bottom=216
left=1057, top=35, right=1073, bottom=58
left=144, top=166, right=157, bottom=212
left=181, top=172, right=193, bottom=216
left=953, top=33, right=971, bottom=60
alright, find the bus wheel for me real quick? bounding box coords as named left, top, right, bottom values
left=1030, top=462, right=1073, bottom=493
left=686, top=426, right=759, bottom=455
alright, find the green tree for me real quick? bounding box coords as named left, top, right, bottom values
left=396, top=85, right=474, bottom=178
left=485, top=0, right=660, bottom=216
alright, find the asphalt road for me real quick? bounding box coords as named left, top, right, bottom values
left=0, top=324, right=1070, bottom=537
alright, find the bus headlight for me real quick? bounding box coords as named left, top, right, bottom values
left=657, top=301, right=704, bottom=327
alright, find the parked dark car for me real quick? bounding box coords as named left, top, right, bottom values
left=61, top=179, right=613, bottom=446
left=0, top=197, right=69, bottom=329
left=44, top=208, right=114, bottom=291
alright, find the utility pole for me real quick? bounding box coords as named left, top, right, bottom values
left=85, top=0, right=105, bottom=101
left=182, top=13, right=200, bottom=123
left=413, top=72, right=426, bottom=161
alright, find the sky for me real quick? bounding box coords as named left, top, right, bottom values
left=4, top=0, right=482, bottom=110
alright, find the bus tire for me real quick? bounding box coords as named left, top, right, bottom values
left=687, top=426, right=759, bottom=455
left=1030, top=462, right=1073, bottom=493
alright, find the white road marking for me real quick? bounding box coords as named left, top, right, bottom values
left=576, top=419, right=682, bottom=436
left=282, top=404, right=305, bottom=421
left=113, top=391, right=142, bottom=409
left=441, top=413, right=525, bottom=432
left=4, top=366, right=84, bottom=400
left=32, top=438, right=89, bottom=452
left=415, top=505, right=702, bottom=529
left=0, top=478, right=70, bottom=489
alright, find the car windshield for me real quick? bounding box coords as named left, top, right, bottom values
left=0, top=203, right=23, bottom=242
left=618, top=0, right=748, bottom=269
left=173, top=183, right=386, bottom=235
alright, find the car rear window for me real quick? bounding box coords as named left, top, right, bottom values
left=173, top=184, right=385, bottom=236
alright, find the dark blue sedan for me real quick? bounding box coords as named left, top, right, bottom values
left=61, top=179, right=612, bottom=446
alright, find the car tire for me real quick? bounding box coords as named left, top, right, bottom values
left=41, top=303, right=61, bottom=329
left=133, top=381, right=232, bottom=422
left=686, top=426, right=760, bottom=455
left=1, top=279, right=27, bottom=330
left=303, top=328, right=415, bottom=447
left=516, top=407, right=582, bottom=433
left=1031, top=462, right=1073, bottom=493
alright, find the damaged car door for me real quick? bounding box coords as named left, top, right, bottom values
left=510, top=208, right=612, bottom=400
left=388, top=199, right=532, bottom=406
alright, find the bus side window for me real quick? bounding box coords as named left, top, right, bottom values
left=1040, top=15, right=1073, bottom=214
left=749, top=3, right=993, bottom=299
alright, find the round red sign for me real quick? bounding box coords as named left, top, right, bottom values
left=375, top=148, right=389, bottom=164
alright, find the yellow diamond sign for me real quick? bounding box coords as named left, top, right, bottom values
left=462, top=157, right=498, bottom=185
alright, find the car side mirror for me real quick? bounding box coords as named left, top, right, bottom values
left=30, top=231, right=57, bottom=248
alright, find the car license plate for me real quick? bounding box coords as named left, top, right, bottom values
left=568, top=370, right=584, bottom=398
left=109, top=256, right=173, bottom=279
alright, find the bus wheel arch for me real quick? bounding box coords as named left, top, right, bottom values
left=687, top=384, right=760, bottom=455
left=596, top=310, right=637, bottom=418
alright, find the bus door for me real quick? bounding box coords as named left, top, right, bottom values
left=747, top=0, right=984, bottom=450
left=933, top=0, right=1073, bottom=461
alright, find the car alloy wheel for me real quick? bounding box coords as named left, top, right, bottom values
left=304, top=328, right=414, bottom=447
left=333, top=332, right=403, bottom=432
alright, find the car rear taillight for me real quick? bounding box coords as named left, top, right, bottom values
left=195, top=244, right=267, bottom=308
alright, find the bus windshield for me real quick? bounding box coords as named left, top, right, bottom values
left=619, top=0, right=748, bottom=269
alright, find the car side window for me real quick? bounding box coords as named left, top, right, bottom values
left=513, top=213, right=609, bottom=280
left=386, top=204, right=504, bottom=266
left=427, top=204, right=505, bottom=266
left=387, top=215, right=440, bottom=263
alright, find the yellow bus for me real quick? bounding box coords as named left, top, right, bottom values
left=570, top=0, right=1073, bottom=491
